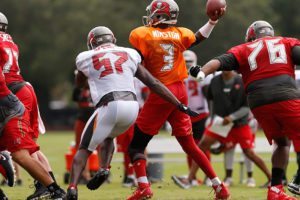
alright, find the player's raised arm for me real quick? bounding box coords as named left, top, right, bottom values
left=135, top=63, right=199, bottom=117
left=194, top=0, right=226, bottom=43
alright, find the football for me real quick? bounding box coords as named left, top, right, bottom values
left=206, top=0, right=226, bottom=21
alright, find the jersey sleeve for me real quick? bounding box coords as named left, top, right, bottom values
left=0, top=45, right=8, bottom=69
left=178, top=27, right=197, bottom=49
left=75, top=52, right=89, bottom=76
left=285, top=37, right=300, bottom=47
left=127, top=48, right=142, bottom=74
left=129, top=29, right=141, bottom=51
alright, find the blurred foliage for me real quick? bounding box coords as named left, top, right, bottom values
left=0, top=0, right=299, bottom=113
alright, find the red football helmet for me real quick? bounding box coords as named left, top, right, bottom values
left=87, top=26, right=116, bottom=50
left=143, top=0, right=179, bottom=26
left=245, top=20, right=274, bottom=42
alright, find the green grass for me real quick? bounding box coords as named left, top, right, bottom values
left=2, top=131, right=298, bottom=200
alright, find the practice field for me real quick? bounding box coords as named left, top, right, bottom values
left=1, top=131, right=299, bottom=200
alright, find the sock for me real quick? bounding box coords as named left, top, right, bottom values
left=271, top=168, right=284, bottom=186
left=226, top=169, right=233, bottom=178
left=247, top=172, right=253, bottom=178
left=133, top=159, right=149, bottom=188
left=68, top=183, right=77, bottom=189
left=124, top=153, right=134, bottom=176
left=176, top=135, right=217, bottom=179
left=204, top=150, right=211, bottom=161
left=47, top=182, right=60, bottom=192
left=49, top=171, right=56, bottom=182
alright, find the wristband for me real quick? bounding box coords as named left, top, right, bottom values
left=199, top=20, right=217, bottom=38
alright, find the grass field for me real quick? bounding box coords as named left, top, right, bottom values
left=1, top=131, right=299, bottom=200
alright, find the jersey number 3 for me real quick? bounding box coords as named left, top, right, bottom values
left=248, top=38, right=287, bottom=71
left=92, top=52, right=128, bottom=78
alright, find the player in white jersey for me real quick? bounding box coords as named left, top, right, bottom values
left=66, top=26, right=198, bottom=200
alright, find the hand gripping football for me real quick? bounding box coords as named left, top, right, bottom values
left=206, top=0, right=226, bottom=21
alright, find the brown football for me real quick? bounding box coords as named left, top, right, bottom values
left=206, top=0, right=226, bottom=21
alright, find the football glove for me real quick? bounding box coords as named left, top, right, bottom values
left=178, top=104, right=199, bottom=117
left=189, top=65, right=205, bottom=81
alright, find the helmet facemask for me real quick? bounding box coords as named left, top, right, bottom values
left=0, top=12, right=8, bottom=32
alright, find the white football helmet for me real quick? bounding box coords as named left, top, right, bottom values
left=183, top=50, right=197, bottom=69
left=0, top=12, right=8, bottom=32
left=143, top=0, right=179, bottom=26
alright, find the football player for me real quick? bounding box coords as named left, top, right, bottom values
left=0, top=12, right=65, bottom=199
left=190, top=20, right=300, bottom=200
left=127, top=1, right=229, bottom=199
left=66, top=26, right=197, bottom=200
left=171, top=50, right=214, bottom=188
left=116, top=79, right=149, bottom=187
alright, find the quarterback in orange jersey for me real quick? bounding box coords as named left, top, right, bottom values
left=127, top=1, right=229, bottom=200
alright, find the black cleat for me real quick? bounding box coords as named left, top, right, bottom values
left=66, top=187, right=78, bottom=200
left=49, top=187, right=66, bottom=200
left=288, top=174, right=300, bottom=195
left=26, top=181, right=50, bottom=200
left=0, top=151, right=15, bottom=187
left=86, top=168, right=109, bottom=190
left=0, top=188, right=8, bottom=200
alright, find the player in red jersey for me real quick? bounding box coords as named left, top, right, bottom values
left=189, top=20, right=300, bottom=200
left=0, top=12, right=66, bottom=199
left=171, top=50, right=214, bottom=188
left=127, top=1, right=229, bottom=200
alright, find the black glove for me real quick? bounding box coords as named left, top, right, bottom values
left=178, top=104, right=199, bottom=117
left=189, top=65, right=201, bottom=78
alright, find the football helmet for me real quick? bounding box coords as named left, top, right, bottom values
left=183, top=50, right=197, bottom=69
left=87, top=26, right=116, bottom=50
left=0, top=12, right=8, bottom=32
left=143, top=0, right=179, bottom=26
left=245, top=20, right=274, bottom=42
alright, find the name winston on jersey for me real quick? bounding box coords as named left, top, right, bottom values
left=152, top=30, right=180, bottom=40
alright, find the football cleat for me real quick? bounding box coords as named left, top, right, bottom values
left=123, top=176, right=137, bottom=188
left=288, top=174, right=300, bottom=195
left=171, top=175, right=191, bottom=189
left=0, top=188, right=8, bottom=200
left=26, top=180, right=50, bottom=200
left=127, top=186, right=153, bottom=200
left=268, top=185, right=297, bottom=200
left=0, top=151, right=15, bottom=187
left=246, top=178, right=256, bottom=188
left=86, top=168, right=110, bottom=190
left=213, top=183, right=230, bottom=200
left=223, top=177, right=233, bottom=187
left=66, top=187, right=78, bottom=200
left=49, top=187, right=66, bottom=200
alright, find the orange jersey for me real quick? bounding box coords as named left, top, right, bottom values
left=129, top=26, right=196, bottom=85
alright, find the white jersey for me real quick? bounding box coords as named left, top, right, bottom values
left=184, top=74, right=214, bottom=114
left=76, top=44, right=141, bottom=106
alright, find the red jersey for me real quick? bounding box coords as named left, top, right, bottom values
left=0, top=32, right=24, bottom=84
left=129, top=26, right=196, bottom=85
left=228, top=36, right=300, bottom=89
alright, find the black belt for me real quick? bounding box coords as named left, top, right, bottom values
left=96, top=91, right=137, bottom=108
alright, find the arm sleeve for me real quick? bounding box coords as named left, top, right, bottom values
left=179, top=27, right=197, bottom=49
left=229, top=106, right=250, bottom=120
left=214, top=53, right=239, bottom=71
